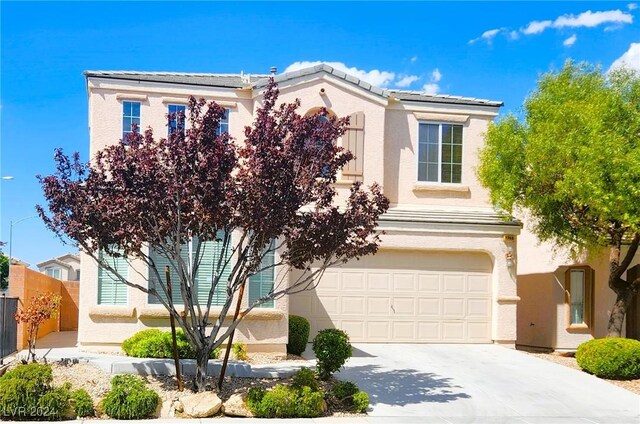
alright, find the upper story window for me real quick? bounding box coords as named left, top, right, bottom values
left=418, top=123, right=463, bottom=184
left=122, top=101, right=141, bottom=141
left=45, top=267, right=61, bottom=279
left=217, top=108, right=230, bottom=135
left=168, top=104, right=186, bottom=136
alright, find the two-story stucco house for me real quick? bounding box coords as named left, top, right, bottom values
left=37, top=253, right=81, bottom=281
left=79, top=64, right=521, bottom=354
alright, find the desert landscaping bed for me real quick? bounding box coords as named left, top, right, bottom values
left=527, top=352, right=640, bottom=395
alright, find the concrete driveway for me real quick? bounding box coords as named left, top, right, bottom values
left=333, top=344, right=640, bottom=423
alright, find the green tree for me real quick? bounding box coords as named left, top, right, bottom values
left=0, top=250, right=8, bottom=290
left=478, top=61, right=640, bottom=338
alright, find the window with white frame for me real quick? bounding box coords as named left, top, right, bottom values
left=217, top=108, right=229, bottom=135
left=565, top=266, right=593, bottom=328
left=167, top=104, right=186, bottom=136
left=45, top=267, right=61, bottom=279
left=122, top=101, right=141, bottom=141
left=417, top=123, right=463, bottom=184
left=98, top=251, right=128, bottom=305
left=248, top=240, right=275, bottom=308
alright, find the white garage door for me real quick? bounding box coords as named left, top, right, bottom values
left=289, top=250, right=493, bottom=343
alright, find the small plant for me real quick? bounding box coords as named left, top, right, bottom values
left=312, top=328, right=352, bottom=380
left=253, top=384, right=297, bottom=418
left=121, top=329, right=219, bottom=359
left=246, top=386, right=266, bottom=412
left=102, top=374, right=160, bottom=419
left=291, top=367, right=318, bottom=392
left=247, top=380, right=324, bottom=418
left=295, top=386, right=324, bottom=418
left=38, top=385, right=73, bottom=420
left=352, top=391, right=369, bottom=413
left=331, top=380, right=358, bottom=400
left=14, top=292, right=62, bottom=363
left=232, top=341, right=248, bottom=361
left=71, top=388, right=95, bottom=417
left=287, top=315, right=310, bottom=355
left=576, top=338, right=640, bottom=380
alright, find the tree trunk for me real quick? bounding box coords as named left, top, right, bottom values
left=607, top=289, right=632, bottom=337
left=194, top=349, right=209, bottom=392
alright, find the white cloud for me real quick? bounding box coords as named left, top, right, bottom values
left=609, top=42, right=640, bottom=72
left=431, top=68, right=442, bottom=82
left=422, top=83, right=440, bottom=94
left=508, top=30, right=520, bottom=40
left=522, top=20, right=552, bottom=35
left=283, top=61, right=395, bottom=87
left=553, top=9, right=633, bottom=29
left=469, top=28, right=502, bottom=44
left=629, top=3, right=638, bottom=10
left=563, top=34, right=577, bottom=47
left=410, top=56, right=418, bottom=63
left=395, top=75, right=419, bottom=88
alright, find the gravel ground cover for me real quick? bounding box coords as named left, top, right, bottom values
left=526, top=351, right=640, bottom=395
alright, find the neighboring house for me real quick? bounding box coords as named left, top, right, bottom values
left=516, top=226, right=640, bottom=351
left=80, top=65, right=521, bottom=353
left=37, top=253, right=81, bottom=281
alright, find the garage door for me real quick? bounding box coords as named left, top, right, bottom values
left=289, top=250, right=492, bottom=343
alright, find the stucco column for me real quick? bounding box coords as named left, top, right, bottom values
left=491, top=238, right=519, bottom=347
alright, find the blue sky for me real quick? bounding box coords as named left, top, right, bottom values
left=1, top=1, right=639, bottom=266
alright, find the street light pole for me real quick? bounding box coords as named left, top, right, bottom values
left=7, top=215, right=39, bottom=289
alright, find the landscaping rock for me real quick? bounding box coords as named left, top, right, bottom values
left=222, top=393, right=253, bottom=417
left=173, top=399, right=184, bottom=413
left=181, top=392, right=222, bottom=418
left=160, top=399, right=175, bottom=418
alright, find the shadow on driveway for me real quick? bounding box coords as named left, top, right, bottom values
left=339, top=364, right=470, bottom=406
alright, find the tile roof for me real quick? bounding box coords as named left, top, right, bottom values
left=85, top=65, right=503, bottom=108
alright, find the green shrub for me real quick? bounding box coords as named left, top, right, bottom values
left=291, top=368, right=318, bottom=392
left=576, top=338, right=640, bottom=380
left=71, top=388, right=94, bottom=417
left=312, top=328, right=352, bottom=380
left=232, top=342, right=248, bottom=361
left=121, top=329, right=219, bottom=359
left=38, top=385, right=72, bottom=420
left=352, top=391, right=369, bottom=413
left=247, top=383, right=324, bottom=418
left=287, top=315, right=310, bottom=355
left=331, top=380, right=358, bottom=400
left=102, top=374, right=160, bottom=419
left=0, top=363, right=56, bottom=420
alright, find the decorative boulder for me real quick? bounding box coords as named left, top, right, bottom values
left=181, top=392, right=222, bottom=418
left=223, top=393, right=254, bottom=417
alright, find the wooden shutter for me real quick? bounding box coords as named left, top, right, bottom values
left=148, top=245, right=189, bottom=305
left=248, top=242, right=275, bottom=308
left=98, top=251, right=128, bottom=305
left=342, top=112, right=365, bottom=182
left=195, top=232, right=233, bottom=306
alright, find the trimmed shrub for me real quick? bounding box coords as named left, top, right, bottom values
left=576, top=338, right=640, bottom=380
left=291, top=367, right=319, bottom=392
left=287, top=315, right=310, bottom=355
left=0, top=363, right=55, bottom=420
left=102, top=374, right=160, bottom=419
left=232, top=342, right=248, bottom=361
left=312, top=328, right=352, bottom=380
left=71, top=388, right=95, bottom=417
left=352, top=391, right=369, bottom=413
left=121, top=329, right=219, bottom=359
left=331, top=380, right=358, bottom=401
left=247, top=383, right=324, bottom=418
left=38, top=385, right=72, bottom=420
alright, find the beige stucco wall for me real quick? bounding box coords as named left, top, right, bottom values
left=81, top=72, right=513, bottom=351
left=516, top=223, right=640, bottom=350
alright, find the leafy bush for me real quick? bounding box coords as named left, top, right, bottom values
left=295, top=386, right=324, bottom=418
left=331, top=380, right=358, bottom=400
left=291, top=367, right=318, bottom=392
left=247, top=382, right=324, bottom=418
left=352, top=391, right=369, bottom=413
left=0, top=363, right=53, bottom=419
left=71, top=388, right=94, bottom=417
left=232, top=342, right=248, bottom=361
left=287, top=315, right=310, bottom=355
left=37, top=385, right=72, bottom=420
left=312, top=328, right=352, bottom=380
left=101, top=374, right=160, bottom=419
left=576, top=338, right=640, bottom=380
left=246, top=386, right=266, bottom=411
left=121, top=329, right=219, bottom=359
